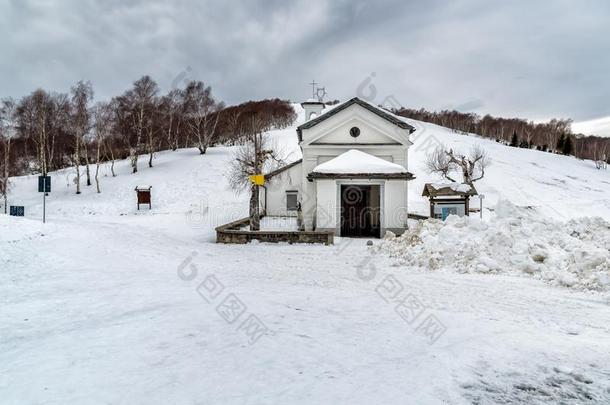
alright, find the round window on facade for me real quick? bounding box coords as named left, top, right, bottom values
left=349, top=127, right=360, bottom=138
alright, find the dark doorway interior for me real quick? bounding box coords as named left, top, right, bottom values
left=340, top=185, right=380, bottom=237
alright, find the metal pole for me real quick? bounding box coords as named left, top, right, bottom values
left=479, top=194, right=485, bottom=219
left=43, top=178, right=46, bottom=224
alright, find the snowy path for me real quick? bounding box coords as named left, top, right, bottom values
left=2, top=214, right=610, bottom=404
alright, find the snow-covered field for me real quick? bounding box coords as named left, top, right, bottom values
left=2, top=105, right=610, bottom=404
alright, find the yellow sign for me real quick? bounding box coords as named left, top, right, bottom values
left=249, top=174, right=265, bottom=186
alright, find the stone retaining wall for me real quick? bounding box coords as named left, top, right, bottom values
left=216, top=217, right=334, bottom=245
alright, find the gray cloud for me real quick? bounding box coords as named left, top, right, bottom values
left=1, top=0, right=609, bottom=125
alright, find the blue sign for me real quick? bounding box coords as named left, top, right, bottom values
left=441, top=206, right=458, bottom=220
left=38, top=176, right=51, bottom=193
left=10, top=206, right=25, bottom=217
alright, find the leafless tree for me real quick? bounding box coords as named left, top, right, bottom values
left=14, top=90, right=72, bottom=174
left=593, top=139, right=608, bottom=170
left=129, top=76, right=158, bottom=173
left=183, top=81, right=224, bottom=154
left=146, top=104, right=159, bottom=168
left=70, top=81, right=93, bottom=194
left=28, top=90, right=52, bottom=175
left=0, top=98, right=17, bottom=213
left=425, top=147, right=456, bottom=182
left=92, top=102, right=113, bottom=193
left=227, top=112, right=284, bottom=230
left=160, top=89, right=183, bottom=151
left=225, top=109, right=244, bottom=145
left=426, top=144, right=491, bottom=185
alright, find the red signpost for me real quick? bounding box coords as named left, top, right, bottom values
left=135, top=186, right=152, bottom=210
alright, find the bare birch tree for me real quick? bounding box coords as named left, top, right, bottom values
left=160, top=89, right=182, bottom=151
left=129, top=76, right=158, bottom=173
left=70, top=81, right=93, bottom=194
left=27, top=90, right=52, bottom=176
left=0, top=98, right=17, bottom=213
left=183, top=81, right=224, bottom=154
left=593, top=139, right=608, bottom=170
left=92, top=102, right=113, bottom=193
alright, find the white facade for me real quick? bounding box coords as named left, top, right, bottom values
left=262, top=161, right=302, bottom=217
left=262, top=97, right=415, bottom=237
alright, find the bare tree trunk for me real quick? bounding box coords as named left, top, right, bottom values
left=184, top=131, right=190, bottom=149
left=249, top=184, right=260, bottom=231
left=166, top=113, right=174, bottom=151
left=131, top=106, right=144, bottom=174
left=148, top=126, right=154, bottom=168
left=130, top=148, right=138, bottom=173
left=34, top=120, right=48, bottom=176
left=198, top=109, right=221, bottom=155
left=106, top=141, right=116, bottom=177
left=249, top=131, right=262, bottom=230
left=197, top=137, right=207, bottom=155
left=39, top=113, right=48, bottom=176
left=2, top=138, right=10, bottom=214
left=84, top=143, right=92, bottom=186
left=95, top=141, right=101, bottom=193
left=75, top=135, right=81, bottom=194
left=173, top=118, right=181, bottom=151
left=47, top=128, right=57, bottom=172
left=195, top=120, right=206, bottom=154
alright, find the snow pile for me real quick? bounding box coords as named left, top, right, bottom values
left=312, top=149, right=407, bottom=174
left=375, top=200, right=610, bottom=291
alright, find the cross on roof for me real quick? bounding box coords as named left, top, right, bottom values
left=309, top=80, right=317, bottom=99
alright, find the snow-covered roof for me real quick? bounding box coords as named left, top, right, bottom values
left=312, top=149, right=407, bottom=174
left=432, top=182, right=472, bottom=193
left=422, top=182, right=477, bottom=197
left=264, top=159, right=303, bottom=179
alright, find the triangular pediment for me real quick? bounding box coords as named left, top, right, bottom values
left=310, top=117, right=402, bottom=145
left=297, top=97, right=415, bottom=145
left=300, top=101, right=412, bottom=147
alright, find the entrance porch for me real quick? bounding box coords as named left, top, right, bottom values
left=306, top=149, right=415, bottom=238
left=340, top=184, right=381, bottom=238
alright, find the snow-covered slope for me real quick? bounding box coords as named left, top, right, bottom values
left=404, top=118, right=610, bottom=220
left=7, top=147, right=246, bottom=231
left=5, top=103, right=609, bottom=223
left=279, top=103, right=610, bottom=220
left=2, top=103, right=610, bottom=404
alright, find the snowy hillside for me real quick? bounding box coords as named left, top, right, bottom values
left=279, top=104, right=610, bottom=220
left=2, top=103, right=610, bottom=404
left=5, top=147, right=249, bottom=240
left=5, top=103, right=610, bottom=223
left=404, top=118, right=610, bottom=220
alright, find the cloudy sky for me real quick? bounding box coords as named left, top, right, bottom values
left=1, top=0, right=609, bottom=134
